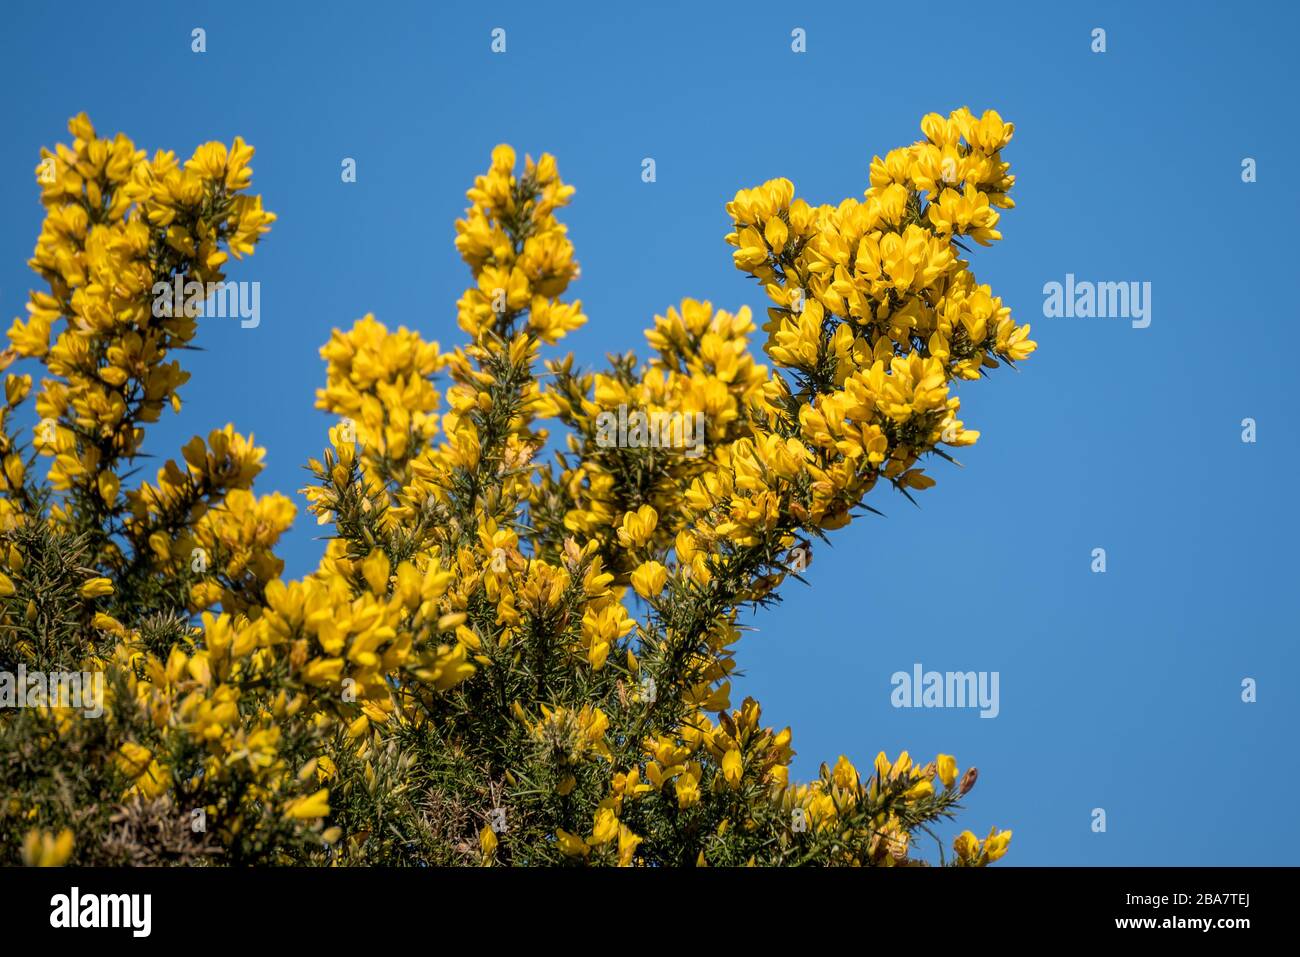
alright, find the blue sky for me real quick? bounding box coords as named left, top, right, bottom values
left=2, top=0, right=1296, bottom=865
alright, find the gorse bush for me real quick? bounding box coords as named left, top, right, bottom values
left=0, top=109, right=1032, bottom=867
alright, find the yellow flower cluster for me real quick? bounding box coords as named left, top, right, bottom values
left=1, top=111, right=1027, bottom=868
left=723, top=106, right=1035, bottom=528
left=316, top=315, right=447, bottom=489
left=454, top=145, right=584, bottom=344
left=3, top=115, right=286, bottom=617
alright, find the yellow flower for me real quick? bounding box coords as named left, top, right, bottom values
left=984, top=828, right=1012, bottom=863
left=675, top=768, right=701, bottom=809
left=630, top=560, right=668, bottom=599
left=589, top=808, right=619, bottom=846
left=831, top=755, right=859, bottom=792
left=283, top=789, right=331, bottom=820
left=722, top=749, right=743, bottom=789
left=617, top=825, right=642, bottom=867
left=92, top=612, right=124, bottom=634
left=904, top=778, right=934, bottom=800
left=115, top=743, right=171, bottom=800
left=953, top=830, right=979, bottom=862
left=22, top=828, right=74, bottom=867
left=556, top=829, right=589, bottom=858
left=479, top=824, right=498, bottom=862
left=937, top=754, right=958, bottom=789
left=77, top=577, right=114, bottom=599
left=615, top=505, right=658, bottom=549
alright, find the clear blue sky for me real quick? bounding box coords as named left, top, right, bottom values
left=2, top=0, right=1296, bottom=865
